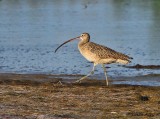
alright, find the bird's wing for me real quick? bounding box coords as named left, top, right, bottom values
left=87, top=42, right=132, bottom=61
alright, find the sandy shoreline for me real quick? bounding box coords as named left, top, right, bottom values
left=0, top=73, right=159, bottom=86
left=0, top=73, right=160, bottom=118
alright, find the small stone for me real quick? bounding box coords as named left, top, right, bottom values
left=140, top=95, right=149, bottom=101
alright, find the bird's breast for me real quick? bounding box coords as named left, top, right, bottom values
left=78, top=43, right=99, bottom=62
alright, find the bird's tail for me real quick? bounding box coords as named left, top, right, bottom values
left=117, top=57, right=133, bottom=64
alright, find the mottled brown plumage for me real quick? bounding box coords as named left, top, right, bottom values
left=79, top=41, right=132, bottom=64
left=55, top=32, right=132, bottom=86
left=78, top=33, right=132, bottom=65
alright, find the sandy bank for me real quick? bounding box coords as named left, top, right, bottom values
left=0, top=73, right=159, bottom=118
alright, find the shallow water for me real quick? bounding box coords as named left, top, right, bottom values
left=0, top=0, right=160, bottom=86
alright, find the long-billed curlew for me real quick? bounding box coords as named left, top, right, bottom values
left=55, top=33, right=132, bottom=86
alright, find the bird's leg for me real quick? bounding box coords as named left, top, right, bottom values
left=75, top=63, right=96, bottom=83
left=102, top=64, right=108, bottom=86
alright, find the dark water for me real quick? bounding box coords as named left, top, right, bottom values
left=0, top=0, right=160, bottom=86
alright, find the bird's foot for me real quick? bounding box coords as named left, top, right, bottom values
left=74, top=77, right=86, bottom=83
left=75, top=74, right=90, bottom=83
left=74, top=79, right=82, bottom=83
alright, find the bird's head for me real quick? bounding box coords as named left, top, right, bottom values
left=80, top=33, right=90, bottom=42
left=55, top=32, right=90, bottom=53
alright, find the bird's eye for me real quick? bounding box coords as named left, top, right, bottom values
left=81, top=34, right=83, bottom=36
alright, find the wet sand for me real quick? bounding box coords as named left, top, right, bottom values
left=0, top=73, right=160, bottom=119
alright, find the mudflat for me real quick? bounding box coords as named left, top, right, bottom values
left=0, top=74, right=159, bottom=119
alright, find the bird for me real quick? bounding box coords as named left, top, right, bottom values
left=55, top=33, right=132, bottom=86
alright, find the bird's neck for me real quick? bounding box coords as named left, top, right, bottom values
left=78, top=40, right=88, bottom=47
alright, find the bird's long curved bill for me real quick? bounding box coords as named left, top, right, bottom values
left=55, top=36, right=80, bottom=53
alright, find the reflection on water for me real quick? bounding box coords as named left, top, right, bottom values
left=0, top=0, right=160, bottom=85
